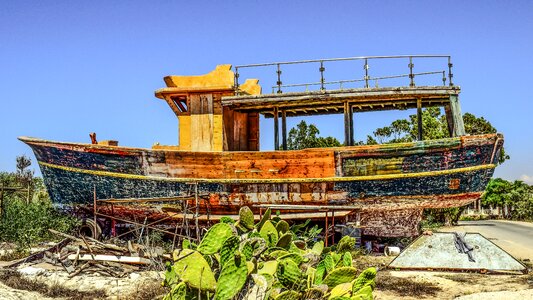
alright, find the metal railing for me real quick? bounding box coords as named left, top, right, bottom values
left=233, top=55, right=453, bottom=95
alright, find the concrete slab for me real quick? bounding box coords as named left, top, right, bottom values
left=388, top=232, right=527, bottom=274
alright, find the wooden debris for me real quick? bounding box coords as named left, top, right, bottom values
left=66, top=254, right=151, bottom=265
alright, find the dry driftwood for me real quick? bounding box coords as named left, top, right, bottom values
left=7, top=238, right=71, bottom=268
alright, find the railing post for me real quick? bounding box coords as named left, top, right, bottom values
left=409, top=57, right=415, bottom=87
left=364, top=58, right=369, bottom=88
left=442, top=71, right=447, bottom=86
left=448, top=56, right=454, bottom=86
left=276, top=64, right=282, bottom=94
left=234, top=67, right=240, bottom=96
left=319, top=61, right=325, bottom=91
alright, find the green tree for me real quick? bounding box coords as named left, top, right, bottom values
left=367, top=107, right=509, bottom=164
left=287, top=120, right=341, bottom=150
left=482, top=178, right=533, bottom=220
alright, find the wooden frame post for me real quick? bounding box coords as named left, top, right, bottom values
left=282, top=109, right=287, bottom=150
left=344, top=102, right=352, bottom=146
left=273, top=107, right=279, bottom=150
left=449, top=95, right=466, bottom=136
left=417, top=98, right=423, bottom=141
left=349, top=105, right=354, bottom=146
left=444, top=104, right=455, bottom=137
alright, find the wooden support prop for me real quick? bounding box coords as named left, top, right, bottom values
left=325, top=210, right=329, bottom=247
left=444, top=104, right=455, bottom=137
left=417, top=98, right=423, bottom=141
left=349, top=105, right=354, bottom=146
left=273, top=107, right=279, bottom=150
left=67, top=254, right=151, bottom=265
left=282, top=109, right=287, bottom=150
left=449, top=95, right=466, bottom=136
left=344, top=102, right=351, bottom=146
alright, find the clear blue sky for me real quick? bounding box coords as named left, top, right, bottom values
left=1, top=1, right=532, bottom=183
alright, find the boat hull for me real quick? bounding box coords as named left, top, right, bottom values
left=20, top=134, right=503, bottom=237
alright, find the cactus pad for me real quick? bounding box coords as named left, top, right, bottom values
left=215, top=252, right=249, bottom=300
left=323, top=267, right=358, bottom=289
left=351, top=285, right=373, bottom=300
left=256, top=207, right=271, bottom=231
left=278, top=253, right=306, bottom=266
left=328, top=282, right=352, bottom=299
left=276, top=220, right=290, bottom=234
left=311, top=240, right=324, bottom=256
left=275, top=290, right=301, bottom=300
left=336, top=236, right=356, bottom=254
left=219, top=235, right=240, bottom=268
left=220, top=216, right=235, bottom=224
left=197, top=223, right=233, bottom=255
left=173, top=249, right=216, bottom=292
left=276, top=258, right=303, bottom=289
left=260, top=220, right=279, bottom=247
left=276, top=232, right=293, bottom=249
left=352, top=267, right=376, bottom=293
left=258, top=260, right=278, bottom=276
left=342, top=252, right=353, bottom=267
left=239, top=206, right=255, bottom=230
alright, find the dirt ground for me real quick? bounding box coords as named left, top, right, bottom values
left=0, top=254, right=531, bottom=299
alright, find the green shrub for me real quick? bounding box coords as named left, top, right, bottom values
left=0, top=198, right=79, bottom=249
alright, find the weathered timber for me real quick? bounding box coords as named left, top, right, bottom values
left=273, top=106, right=279, bottom=150
left=344, top=101, right=351, bottom=146
left=449, top=94, right=466, bottom=136
left=282, top=109, right=287, bottom=150
left=66, top=254, right=151, bottom=265
left=7, top=238, right=71, bottom=268
left=417, top=97, right=423, bottom=140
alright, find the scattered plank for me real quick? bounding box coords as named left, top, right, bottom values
left=7, top=238, right=71, bottom=268
left=67, top=254, right=151, bottom=265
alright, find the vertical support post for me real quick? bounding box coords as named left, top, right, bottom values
left=349, top=105, right=354, bottom=146
left=234, top=67, right=240, bottom=95
left=448, top=56, right=454, bottom=86
left=364, top=58, right=369, bottom=88
left=344, top=102, right=352, bottom=146
left=409, top=56, right=415, bottom=87
left=449, top=95, right=465, bottom=136
left=331, top=210, right=335, bottom=245
left=444, top=104, right=455, bottom=137
left=282, top=109, right=287, bottom=150
left=276, top=64, right=282, bottom=94
left=417, top=98, right=423, bottom=141
left=93, top=185, right=97, bottom=232
left=195, top=182, right=200, bottom=243
left=319, top=61, right=325, bottom=91
left=273, top=107, right=279, bottom=150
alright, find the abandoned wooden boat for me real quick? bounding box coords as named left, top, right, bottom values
left=20, top=55, right=503, bottom=237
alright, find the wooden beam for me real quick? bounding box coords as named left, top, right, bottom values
left=349, top=105, right=354, bottom=146
left=444, top=104, right=455, bottom=137
left=282, top=109, right=287, bottom=150
left=449, top=95, right=466, bottom=136
left=273, top=107, right=279, bottom=150
left=417, top=98, right=423, bottom=141
left=344, top=102, right=351, bottom=146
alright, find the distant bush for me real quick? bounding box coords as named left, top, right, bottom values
left=0, top=198, right=79, bottom=249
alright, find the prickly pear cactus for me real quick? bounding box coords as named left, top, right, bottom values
left=215, top=252, right=249, bottom=300
left=244, top=274, right=268, bottom=300
left=304, top=287, right=325, bottom=299
left=239, top=206, right=255, bottom=230
left=323, top=254, right=335, bottom=273
left=240, top=240, right=254, bottom=260
left=276, top=232, right=293, bottom=249
left=269, top=249, right=289, bottom=259
left=328, top=282, right=352, bottom=299
left=220, top=216, right=235, bottom=224
left=311, top=240, right=324, bottom=256
left=352, top=267, right=376, bottom=294
left=276, top=258, right=303, bottom=289
left=220, top=235, right=240, bottom=268
left=336, top=236, right=356, bottom=254
left=256, top=207, right=271, bottom=231
left=351, top=285, right=373, bottom=300
left=197, top=223, right=233, bottom=255
left=163, top=261, right=178, bottom=288
left=315, top=261, right=326, bottom=285
left=260, top=220, right=279, bottom=247
left=323, top=267, right=358, bottom=289
left=306, top=266, right=316, bottom=289
left=276, top=220, right=290, bottom=234
left=163, top=281, right=187, bottom=300
left=258, top=260, right=278, bottom=276
left=342, top=252, right=353, bottom=267
left=248, top=237, right=268, bottom=256
left=275, top=290, right=301, bottom=300
left=172, top=249, right=217, bottom=292
left=277, top=253, right=305, bottom=265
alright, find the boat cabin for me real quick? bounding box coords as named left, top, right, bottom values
left=154, top=55, right=465, bottom=151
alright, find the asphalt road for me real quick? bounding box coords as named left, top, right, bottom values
left=441, top=220, right=533, bottom=261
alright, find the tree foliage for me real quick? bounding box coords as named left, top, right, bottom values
left=287, top=120, right=341, bottom=150
left=366, top=107, right=509, bottom=164
left=482, top=178, right=533, bottom=220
